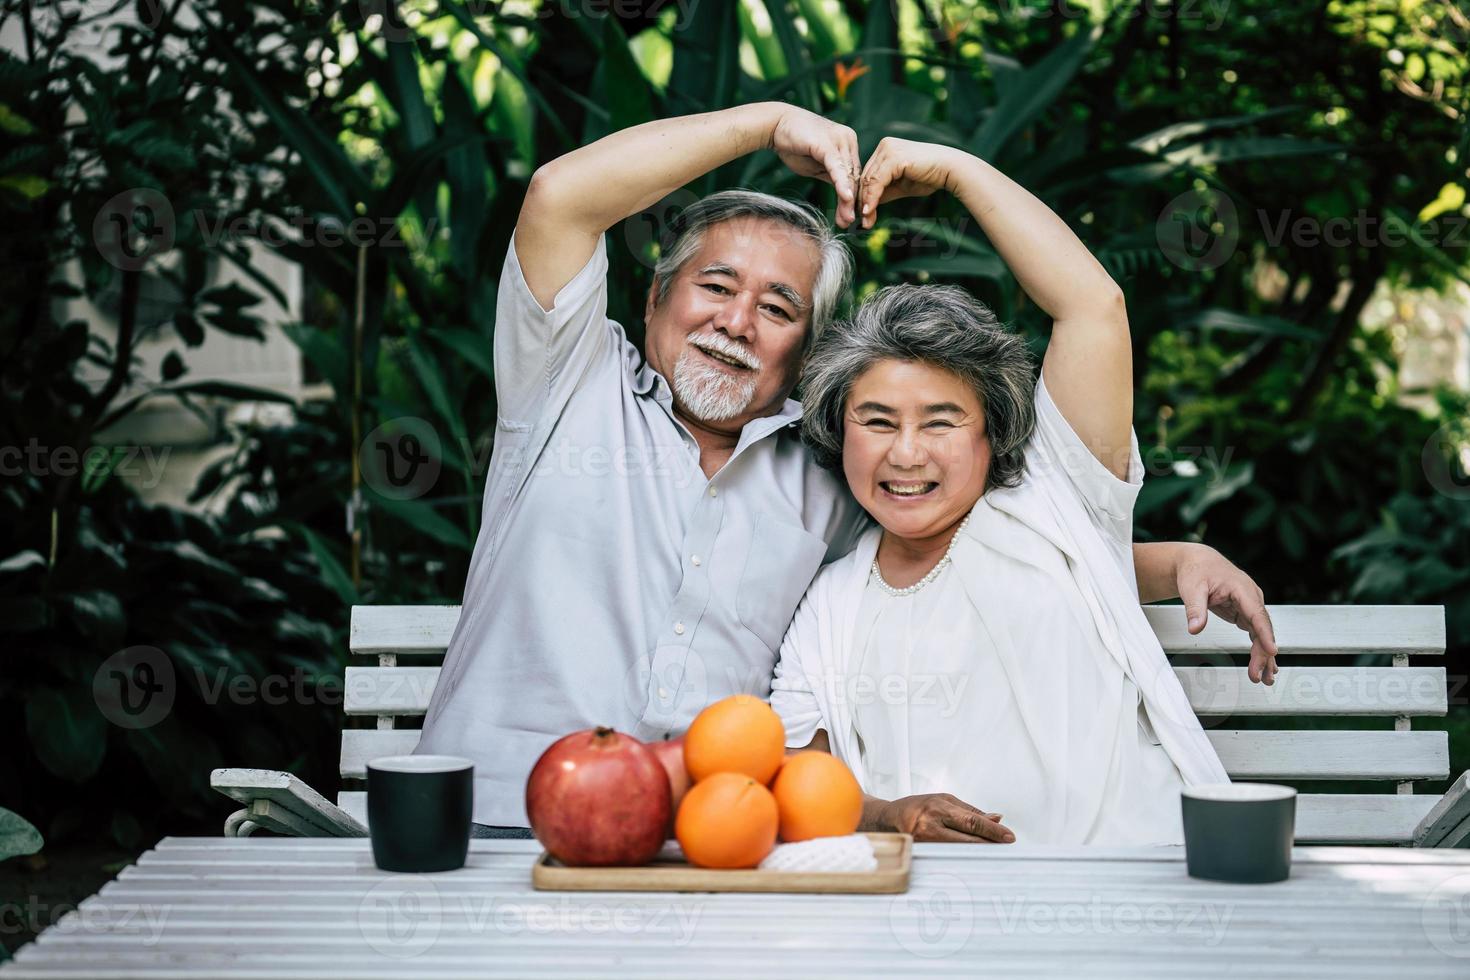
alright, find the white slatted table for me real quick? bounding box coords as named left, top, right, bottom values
left=6, top=838, right=1470, bottom=977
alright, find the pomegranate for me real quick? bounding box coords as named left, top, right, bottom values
left=648, top=734, right=691, bottom=833
left=525, top=727, right=671, bottom=866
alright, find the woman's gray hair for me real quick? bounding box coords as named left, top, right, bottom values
left=653, top=189, right=852, bottom=345
left=800, top=283, right=1037, bottom=490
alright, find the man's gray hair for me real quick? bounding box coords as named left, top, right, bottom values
left=800, top=283, right=1037, bottom=490
left=653, top=189, right=852, bottom=344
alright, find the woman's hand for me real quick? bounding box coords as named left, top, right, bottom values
left=770, top=106, right=861, bottom=228
left=1175, top=545, right=1280, bottom=685
left=877, top=793, right=1015, bottom=843
left=857, top=137, right=967, bottom=229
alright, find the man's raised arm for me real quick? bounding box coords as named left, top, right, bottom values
left=514, top=103, right=861, bottom=309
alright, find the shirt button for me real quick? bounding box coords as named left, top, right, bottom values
left=690, top=554, right=702, bottom=566
left=658, top=687, right=669, bottom=699
left=708, top=487, right=718, bottom=497
left=673, top=622, right=685, bottom=635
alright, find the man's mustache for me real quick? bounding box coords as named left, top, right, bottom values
left=686, top=333, right=761, bottom=371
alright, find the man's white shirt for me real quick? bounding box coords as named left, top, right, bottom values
left=415, top=233, right=869, bottom=826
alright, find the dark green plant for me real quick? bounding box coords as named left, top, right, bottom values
left=0, top=2, right=346, bottom=844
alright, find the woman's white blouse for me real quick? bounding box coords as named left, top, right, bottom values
left=771, top=373, right=1226, bottom=846
left=853, top=544, right=1186, bottom=846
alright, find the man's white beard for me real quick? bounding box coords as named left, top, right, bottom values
left=671, top=348, right=759, bottom=423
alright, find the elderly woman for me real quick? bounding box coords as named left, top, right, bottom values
left=770, top=138, right=1261, bottom=846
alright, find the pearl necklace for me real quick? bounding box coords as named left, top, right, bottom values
left=871, top=512, right=973, bottom=598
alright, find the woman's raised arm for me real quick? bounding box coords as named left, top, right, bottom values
left=857, top=138, right=1132, bottom=478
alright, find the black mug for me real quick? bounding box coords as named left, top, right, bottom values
left=367, top=755, right=473, bottom=873
left=1181, top=783, right=1296, bottom=883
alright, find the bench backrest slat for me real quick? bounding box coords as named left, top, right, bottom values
left=349, top=604, right=1447, bottom=657
left=342, top=665, right=1449, bottom=718
left=337, top=727, right=1448, bottom=781
left=341, top=603, right=1450, bottom=844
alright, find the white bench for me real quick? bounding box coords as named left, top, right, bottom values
left=212, top=603, right=1470, bottom=846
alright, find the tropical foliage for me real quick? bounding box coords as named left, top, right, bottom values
left=2, top=0, right=1466, bottom=847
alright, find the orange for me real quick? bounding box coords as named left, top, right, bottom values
left=683, top=695, right=786, bottom=784
left=675, top=772, right=779, bottom=868
left=771, top=751, right=864, bottom=841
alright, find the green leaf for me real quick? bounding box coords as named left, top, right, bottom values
left=971, top=23, right=1100, bottom=160
left=1157, top=137, right=1343, bottom=168
left=288, top=523, right=357, bottom=604
left=669, top=0, right=740, bottom=115
left=764, top=0, right=821, bottom=110
left=1128, top=106, right=1305, bottom=155
left=600, top=16, right=656, bottom=133
left=1178, top=308, right=1322, bottom=341
left=441, top=65, right=489, bottom=281
left=737, top=1, right=788, bottom=82
left=173, top=311, right=204, bottom=346
left=1180, top=462, right=1256, bottom=526
left=439, top=2, right=574, bottom=149
left=852, top=0, right=899, bottom=135
left=111, top=810, right=143, bottom=849
left=0, top=808, right=44, bottom=862
left=59, top=590, right=126, bottom=644
left=1134, top=475, right=1197, bottom=519
left=430, top=327, right=494, bottom=380
left=368, top=493, right=472, bottom=550
left=406, top=333, right=470, bottom=472
left=81, top=446, right=128, bottom=495
left=201, top=307, right=264, bottom=340
left=0, top=173, right=49, bottom=199
left=27, top=687, right=108, bottom=783
left=161, top=350, right=186, bottom=381
left=200, top=283, right=263, bottom=310
left=0, top=101, right=36, bottom=135
left=283, top=322, right=349, bottom=397
left=0, top=551, right=45, bottom=575
left=171, top=380, right=298, bottom=403
left=794, top=0, right=843, bottom=61
left=383, top=35, right=438, bottom=226
left=200, top=17, right=370, bottom=217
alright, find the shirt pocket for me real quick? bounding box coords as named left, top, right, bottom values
left=735, top=514, right=829, bottom=651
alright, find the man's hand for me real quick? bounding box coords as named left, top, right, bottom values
left=1177, top=546, right=1280, bottom=685
left=878, top=793, right=1015, bottom=843
left=770, top=106, right=861, bottom=228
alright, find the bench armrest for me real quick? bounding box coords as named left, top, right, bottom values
left=211, top=768, right=367, bottom=838
left=1414, top=771, right=1470, bottom=847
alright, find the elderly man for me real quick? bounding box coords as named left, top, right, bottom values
left=415, top=102, right=1278, bottom=835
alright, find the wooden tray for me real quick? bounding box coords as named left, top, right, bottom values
left=531, top=832, right=911, bottom=894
